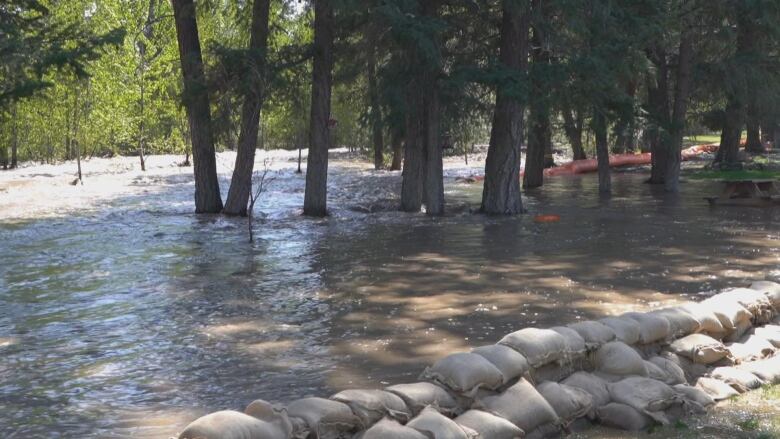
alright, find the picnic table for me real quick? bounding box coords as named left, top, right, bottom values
left=706, top=179, right=780, bottom=206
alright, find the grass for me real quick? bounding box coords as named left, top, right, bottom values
left=684, top=134, right=722, bottom=145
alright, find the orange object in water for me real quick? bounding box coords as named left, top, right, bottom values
left=534, top=214, right=561, bottom=223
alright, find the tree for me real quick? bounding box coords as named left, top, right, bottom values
left=223, top=0, right=271, bottom=216
left=172, top=0, right=223, bottom=213
left=303, top=0, right=335, bottom=217
left=481, top=0, right=529, bottom=215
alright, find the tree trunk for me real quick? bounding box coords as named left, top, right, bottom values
left=10, top=102, right=18, bottom=169
left=647, top=46, right=669, bottom=184
left=223, top=0, right=271, bottom=216
left=562, top=103, right=586, bottom=160
left=717, top=99, right=743, bottom=168
left=401, top=83, right=425, bottom=212
left=172, top=0, right=223, bottom=213
left=367, top=34, right=384, bottom=170
left=481, top=0, right=528, bottom=215
left=523, top=25, right=550, bottom=189
left=303, top=0, right=335, bottom=217
left=390, top=131, right=403, bottom=171
left=745, top=104, right=763, bottom=153
left=664, top=31, right=693, bottom=193
left=593, top=110, right=611, bottom=194
left=423, top=86, right=443, bottom=215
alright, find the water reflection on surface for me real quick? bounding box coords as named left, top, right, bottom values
left=1, top=168, right=779, bottom=438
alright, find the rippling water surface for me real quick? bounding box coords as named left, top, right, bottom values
left=1, top=162, right=779, bottom=438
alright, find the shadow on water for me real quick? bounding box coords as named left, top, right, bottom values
left=0, top=169, right=779, bottom=437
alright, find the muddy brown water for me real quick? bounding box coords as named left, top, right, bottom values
left=1, top=163, right=779, bottom=438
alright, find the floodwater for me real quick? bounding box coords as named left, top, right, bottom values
left=0, top=151, right=779, bottom=438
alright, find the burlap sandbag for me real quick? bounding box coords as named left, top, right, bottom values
left=679, top=302, right=725, bottom=336
left=658, top=351, right=708, bottom=383
left=714, top=288, right=774, bottom=323
left=596, top=402, right=653, bottom=432
left=562, top=372, right=611, bottom=409
left=647, top=356, right=686, bottom=385
left=621, top=312, right=671, bottom=344
left=754, top=325, right=780, bottom=348
left=454, top=410, right=524, bottom=439
left=723, top=318, right=753, bottom=343
left=355, top=418, right=428, bottom=439
left=709, top=367, right=764, bottom=393
left=179, top=410, right=292, bottom=439
left=406, top=406, right=476, bottom=439
left=738, top=355, right=780, bottom=384
left=750, top=280, right=780, bottom=309
left=607, top=377, right=684, bottom=425
left=550, top=326, right=587, bottom=359
left=529, top=357, right=587, bottom=384
left=644, top=360, right=676, bottom=385
left=283, top=397, right=359, bottom=438
left=386, top=382, right=460, bottom=417
left=537, top=381, right=594, bottom=425
left=700, top=295, right=754, bottom=330
left=331, top=389, right=410, bottom=427
left=650, top=307, right=700, bottom=339
left=694, top=377, right=739, bottom=401
left=473, top=378, right=560, bottom=436
left=567, top=321, right=616, bottom=351
left=672, top=384, right=715, bottom=408
left=668, top=333, right=730, bottom=364
left=421, top=353, right=504, bottom=396
left=727, top=335, right=777, bottom=362
left=593, top=341, right=647, bottom=377
left=499, top=328, right=567, bottom=368
left=471, top=344, right=530, bottom=385
left=598, top=316, right=641, bottom=345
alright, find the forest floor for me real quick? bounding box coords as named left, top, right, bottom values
left=0, top=148, right=778, bottom=438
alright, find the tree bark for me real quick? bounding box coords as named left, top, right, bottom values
left=172, top=0, right=223, bottom=213
left=223, top=0, right=271, bottom=216
left=562, top=102, right=586, bottom=160
left=401, top=82, right=425, bottom=212
left=481, top=0, right=528, bottom=215
left=390, top=131, right=403, bottom=171
left=664, top=30, right=693, bottom=193
left=523, top=24, right=550, bottom=189
left=647, top=46, right=669, bottom=185
left=366, top=33, right=384, bottom=170
left=593, top=110, right=611, bottom=194
left=423, top=85, right=443, bottom=215
left=303, top=0, right=335, bottom=217
left=745, top=103, right=763, bottom=153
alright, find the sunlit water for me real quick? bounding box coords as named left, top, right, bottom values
left=1, top=159, right=779, bottom=438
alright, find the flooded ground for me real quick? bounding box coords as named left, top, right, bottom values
left=0, top=150, right=778, bottom=438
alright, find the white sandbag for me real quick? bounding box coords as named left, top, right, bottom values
left=596, top=402, right=653, bottom=432
left=700, top=295, right=754, bottom=330
left=598, top=316, right=640, bottom=345
left=723, top=318, right=753, bottom=343
left=454, top=410, right=524, bottom=439
left=562, top=372, right=611, bottom=408
left=386, top=382, right=460, bottom=417
left=650, top=307, right=700, bottom=339
left=473, top=378, right=560, bottom=435
left=621, top=312, right=671, bottom=344
left=550, top=326, right=587, bottom=359
left=738, top=355, right=780, bottom=384
left=498, top=328, right=567, bottom=368
left=714, top=288, right=773, bottom=322
left=694, top=377, right=739, bottom=401
left=607, top=377, right=683, bottom=425
left=709, top=367, right=763, bottom=393
left=421, top=353, right=504, bottom=396
left=471, top=345, right=530, bottom=384
left=593, top=341, right=647, bottom=377
left=331, top=389, right=410, bottom=427
left=672, top=384, right=715, bottom=407
left=643, top=360, right=674, bottom=385
left=537, top=381, right=594, bottom=425
left=283, top=397, right=360, bottom=438
left=406, top=406, right=475, bottom=439
left=355, top=418, right=428, bottom=439
left=668, top=333, right=730, bottom=364
left=179, top=410, right=291, bottom=439
left=658, top=351, right=708, bottom=383
left=647, top=356, right=686, bottom=385
left=679, top=302, right=725, bottom=336
left=750, top=280, right=780, bottom=308
left=753, top=325, right=780, bottom=348
left=727, top=335, right=776, bottom=362
left=567, top=321, right=616, bottom=350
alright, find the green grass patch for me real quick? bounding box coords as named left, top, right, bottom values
left=687, top=169, right=780, bottom=181
left=684, top=134, right=721, bottom=145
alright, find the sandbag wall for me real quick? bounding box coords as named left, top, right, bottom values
left=179, top=281, right=780, bottom=439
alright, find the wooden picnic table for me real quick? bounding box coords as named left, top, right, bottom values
left=706, top=179, right=780, bottom=206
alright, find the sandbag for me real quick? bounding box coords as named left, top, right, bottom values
left=598, top=316, right=640, bottom=345
left=750, top=280, right=780, bottom=308
left=714, top=288, right=773, bottom=322
left=529, top=357, right=587, bottom=383
left=700, top=295, right=753, bottom=330
left=355, top=418, right=428, bottom=439
left=386, top=383, right=460, bottom=417
left=753, top=325, right=780, bottom=348
left=709, top=367, right=763, bottom=393
left=738, top=355, right=780, bottom=384
left=647, top=356, right=686, bottom=385
left=567, top=321, right=616, bottom=350
left=723, top=319, right=753, bottom=343
left=668, top=333, right=730, bottom=364
left=593, top=341, right=647, bottom=377
left=727, top=335, right=776, bottom=362
left=284, top=397, right=359, bottom=438
left=671, top=384, right=713, bottom=408
left=643, top=360, right=675, bottom=385
left=550, top=326, right=587, bottom=359
left=537, top=381, right=594, bottom=425
left=621, top=312, right=671, bottom=344
left=562, top=372, right=610, bottom=408
left=679, top=302, right=725, bottom=336
left=406, top=406, right=476, bottom=439
left=498, top=328, right=567, bottom=368
left=650, top=307, right=700, bottom=338
left=658, top=351, right=708, bottom=383
left=694, top=377, right=739, bottom=401
left=179, top=410, right=291, bottom=439
left=454, top=410, right=524, bottom=439
left=607, top=377, right=683, bottom=424
left=471, top=345, right=530, bottom=384
left=421, top=353, right=504, bottom=396
left=473, top=378, right=560, bottom=435
left=596, top=403, right=653, bottom=432
left=331, top=389, right=410, bottom=427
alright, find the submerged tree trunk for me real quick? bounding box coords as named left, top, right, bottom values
left=172, top=0, right=223, bottom=213
left=303, top=0, right=335, bottom=217
left=647, top=46, right=670, bottom=185
left=401, top=82, right=425, bottom=212
left=593, top=110, right=611, bottom=194
left=423, top=86, right=443, bottom=215
left=366, top=34, right=384, bottom=170
left=562, top=103, right=586, bottom=160
left=223, top=0, right=271, bottom=216
left=481, top=0, right=528, bottom=215
left=523, top=24, right=550, bottom=189
left=664, top=31, right=693, bottom=193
